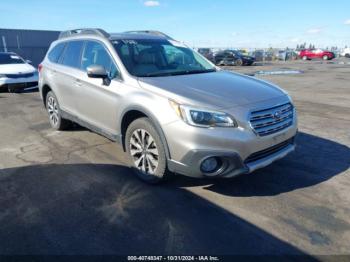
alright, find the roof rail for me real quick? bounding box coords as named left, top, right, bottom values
left=58, top=28, right=110, bottom=39
left=123, top=30, right=174, bottom=40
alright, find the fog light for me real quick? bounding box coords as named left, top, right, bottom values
left=200, top=157, right=221, bottom=173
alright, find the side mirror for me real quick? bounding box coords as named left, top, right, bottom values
left=26, top=60, right=32, bottom=64
left=86, top=65, right=110, bottom=85
left=87, top=65, right=108, bottom=79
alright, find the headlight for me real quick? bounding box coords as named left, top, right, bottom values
left=169, top=100, right=237, bottom=128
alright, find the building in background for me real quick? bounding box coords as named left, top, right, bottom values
left=0, top=28, right=60, bottom=66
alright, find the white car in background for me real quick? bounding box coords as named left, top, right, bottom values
left=0, top=52, right=38, bottom=93
left=341, top=48, right=350, bottom=58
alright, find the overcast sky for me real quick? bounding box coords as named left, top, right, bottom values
left=1, top=0, right=350, bottom=48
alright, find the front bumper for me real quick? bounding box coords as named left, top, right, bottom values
left=164, top=98, right=298, bottom=178
left=0, top=75, right=38, bottom=91
left=167, top=134, right=296, bottom=178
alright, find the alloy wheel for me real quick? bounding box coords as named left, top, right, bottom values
left=129, top=128, right=159, bottom=175
left=47, top=96, right=59, bottom=127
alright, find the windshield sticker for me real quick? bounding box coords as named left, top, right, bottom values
left=10, top=55, right=20, bottom=59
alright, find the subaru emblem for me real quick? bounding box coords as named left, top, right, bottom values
left=274, top=111, right=282, bottom=119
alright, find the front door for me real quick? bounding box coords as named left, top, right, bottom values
left=76, top=40, right=123, bottom=136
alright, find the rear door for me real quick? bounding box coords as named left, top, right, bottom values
left=43, top=42, right=66, bottom=98
left=309, top=50, right=318, bottom=59
left=55, top=40, right=85, bottom=116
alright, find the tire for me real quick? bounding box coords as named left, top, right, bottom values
left=218, top=60, right=225, bottom=66
left=235, top=59, right=243, bottom=66
left=45, top=91, right=71, bottom=130
left=345, top=54, right=350, bottom=58
left=125, top=117, right=169, bottom=184
left=323, top=55, right=329, bottom=60
left=302, top=56, right=308, bottom=61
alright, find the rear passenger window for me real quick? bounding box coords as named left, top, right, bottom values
left=48, top=43, right=66, bottom=63
left=81, top=41, right=119, bottom=79
left=60, top=41, right=84, bottom=68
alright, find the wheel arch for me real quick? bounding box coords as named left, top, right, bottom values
left=41, top=84, right=52, bottom=108
left=119, top=106, right=171, bottom=160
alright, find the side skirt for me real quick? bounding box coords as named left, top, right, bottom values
left=60, top=110, right=122, bottom=144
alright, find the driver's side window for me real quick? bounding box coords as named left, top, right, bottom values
left=81, top=41, right=119, bottom=79
left=225, top=51, right=234, bottom=58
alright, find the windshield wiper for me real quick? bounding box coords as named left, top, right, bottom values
left=178, top=69, right=216, bottom=75
left=140, top=72, right=177, bottom=77
left=139, top=69, right=216, bottom=77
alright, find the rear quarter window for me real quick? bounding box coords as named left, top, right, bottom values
left=48, top=43, right=66, bottom=63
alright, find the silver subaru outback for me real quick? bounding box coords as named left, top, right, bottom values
left=39, top=28, right=297, bottom=183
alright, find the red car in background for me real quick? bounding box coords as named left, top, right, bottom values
left=299, top=49, right=335, bottom=60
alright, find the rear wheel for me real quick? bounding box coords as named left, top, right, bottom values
left=46, top=91, right=71, bottom=130
left=218, top=60, right=225, bottom=66
left=235, top=59, right=243, bottom=66
left=302, top=56, right=308, bottom=61
left=126, top=117, right=169, bottom=184
left=345, top=54, right=350, bottom=58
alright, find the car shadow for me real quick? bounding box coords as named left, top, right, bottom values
left=169, top=132, right=350, bottom=197
left=0, top=163, right=314, bottom=257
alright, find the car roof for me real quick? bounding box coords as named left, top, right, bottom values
left=57, top=29, right=176, bottom=44
left=109, top=33, right=171, bottom=41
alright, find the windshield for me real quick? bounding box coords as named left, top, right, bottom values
left=0, top=54, right=25, bottom=65
left=113, top=39, right=215, bottom=77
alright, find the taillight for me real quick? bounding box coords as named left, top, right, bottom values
left=38, top=64, right=43, bottom=73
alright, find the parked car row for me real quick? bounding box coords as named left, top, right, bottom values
left=198, top=48, right=255, bottom=66
left=197, top=47, right=349, bottom=65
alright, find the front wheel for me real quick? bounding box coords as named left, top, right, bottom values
left=323, top=55, right=329, bottom=60
left=235, top=59, right=243, bottom=66
left=302, top=56, right=308, bottom=61
left=125, top=117, right=169, bottom=184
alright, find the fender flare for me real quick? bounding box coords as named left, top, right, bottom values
left=119, top=105, right=171, bottom=160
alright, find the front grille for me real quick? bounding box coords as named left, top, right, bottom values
left=249, top=103, right=294, bottom=136
left=244, top=138, right=294, bottom=164
left=5, top=73, right=34, bottom=79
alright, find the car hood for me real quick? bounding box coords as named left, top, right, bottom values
left=138, top=70, right=286, bottom=109
left=0, top=63, right=36, bottom=74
